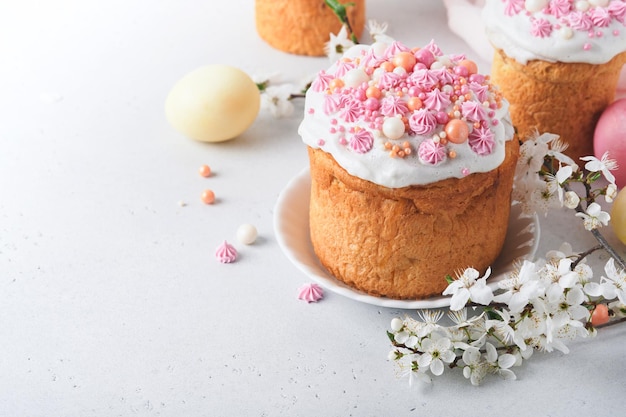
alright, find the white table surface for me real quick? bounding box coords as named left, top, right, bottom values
left=1, top=1, right=625, bottom=416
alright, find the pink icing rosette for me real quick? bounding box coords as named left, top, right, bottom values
left=380, top=95, right=409, bottom=117
left=468, top=126, right=495, bottom=156
left=418, top=139, right=447, bottom=165
left=531, top=18, right=552, bottom=38
left=409, top=68, right=438, bottom=90
left=349, top=130, right=374, bottom=153
left=341, top=99, right=363, bottom=122
left=424, top=88, right=451, bottom=113
left=409, top=109, right=438, bottom=136
left=461, top=101, right=487, bottom=123
left=311, top=70, right=334, bottom=92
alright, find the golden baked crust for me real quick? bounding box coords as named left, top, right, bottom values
left=490, top=49, right=626, bottom=160
left=307, top=139, right=520, bottom=300
left=255, top=0, right=365, bottom=56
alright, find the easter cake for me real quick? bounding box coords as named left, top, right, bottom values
left=483, top=0, right=626, bottom=160
left=255, top=0, right=366, bottom=56
left=298, top=41, right=519, bottom=300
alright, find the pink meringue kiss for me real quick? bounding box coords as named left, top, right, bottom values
left=297, top=283, right=324, bottom=303
left=215, top=240, right=237, bottom=263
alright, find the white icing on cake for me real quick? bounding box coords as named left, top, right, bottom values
left=483, top=0, right=626, bottom=64
left=298, top=41, right=515, bottom=188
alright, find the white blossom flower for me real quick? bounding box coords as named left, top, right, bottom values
left=545, top=164, right=572, bottom=204
left=252, top=71, right=282, bottom=90
left=324, top=25, right=354, bottom=62
left=417, top=336, right=456, bottom=376
left=515, top=131, right=550, bottom=180
left=605, top=183, right=618, bottom=203
left=462, top=346, right=489, bottom=386
left=367, top=19, right=393, bottom=43
left=608, top=300, right=626, bottom=318
left=540, top=258, right=579, bottom=302
left=494, top=260, right=542, bottom=313
left=395, top=353, right=432, bottom=385
left=554, top=286, right=589, bottom=322
left=442, top=267, right=494, bottom=310
left=547, top=136, right=577, bottom=167
left=260, top=84, right=295, bottom=118
left=485, top=343, right=517, bottom=382
left=599, top=258, right=626, bottom=304
left=580, top=151, right=618, bottom=184
left=485, top=308, right=527, bottom=350
left=390, top=317, right=404, bottom=332
left=563, top=191, right=580, bottom=209
left=575, top=202, right=610, bottom=230
left=415, top=310, right=443, bottom=338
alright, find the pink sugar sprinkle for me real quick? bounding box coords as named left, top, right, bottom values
left=339, top=137, right=348, bottom=145
left=583, top=43, right=592, bottom=51
left=308, top=108, right=315, bottom=114
left=331, top=118, right=337, bottom=125
left=614, top=30, right=621, bottom=36
left=462, top=168, right=470, bottom=177
left=329, top=127, right=336, bottom=134
left=318, top=139, right=325, bottom=146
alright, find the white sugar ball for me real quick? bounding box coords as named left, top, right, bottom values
left=525, top=0, right=549, bottom=12
left=382, top=117, right=405, bottom=140
left=575, top=1, right=590, bottom=11
left=237, top=223, right=258, bottom=245
left=343, top=68, right=369, bottom=88
left=371, top=41, right=388, bottom=57
left=558, top=27, right=574, bottom=40
left=589, top=0, right=609, bottom=7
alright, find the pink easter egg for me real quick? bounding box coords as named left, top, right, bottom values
left=594, top=98, right=626, bottom=188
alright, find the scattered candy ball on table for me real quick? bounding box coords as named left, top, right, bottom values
left=201, top=189, right=215, bottom=204
left=165, top=65, right=260, bottom=142
left=237, top=224, right=258, bottom=245
left=594, top=98, right=626, bottom=188
left=199, top=164, right=212, bottom=177
left=610, top=187, right=626, bottom=244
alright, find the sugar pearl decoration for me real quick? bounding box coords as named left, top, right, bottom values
left=575, top=1, right=590, bottom=11
left=525, top=0, right=549, bottom=12
left=559, top=27, right=574, bottom=40
left=237, top=223, right=258, bottom=245
left=343, top=68, right=369, bottom=88
left=371, top=41, right=388, bottom=57
left=589, top=0, right=608, bottom=7
left=382, top=117, right=405, bottom=140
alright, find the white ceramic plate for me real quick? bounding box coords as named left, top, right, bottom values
left=274, top=168, right=540, bottom=309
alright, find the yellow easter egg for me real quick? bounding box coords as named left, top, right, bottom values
left=611, top=187, right=626, bottom=245
left=165, top=65, right=260, bottom=142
